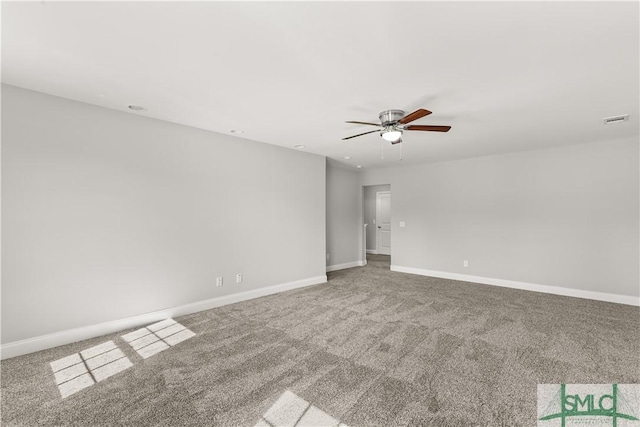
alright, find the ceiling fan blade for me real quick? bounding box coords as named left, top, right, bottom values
left=345, top=121, right=382, bottom=127
left=342, top=129, right=380, bottom=140
left=405, top=125, right=451, bottom=132
left=398, top=109, right=432, bottom=124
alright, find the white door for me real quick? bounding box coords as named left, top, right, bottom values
left=376, top=191, right=391, bottom=255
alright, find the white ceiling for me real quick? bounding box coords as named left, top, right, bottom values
left=2, top=1, right=638, bottom=169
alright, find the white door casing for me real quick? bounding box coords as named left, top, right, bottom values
left=376, top=191, right=391, bottom=255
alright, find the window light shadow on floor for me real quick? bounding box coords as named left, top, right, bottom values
left=49, top=340, right=133, bottom=398
left=121, top=318, right=195, bottom=359
left=256, top=390, right=349, bottom=427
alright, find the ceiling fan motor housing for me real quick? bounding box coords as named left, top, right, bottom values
left=379, top=110, right=405, bottom=126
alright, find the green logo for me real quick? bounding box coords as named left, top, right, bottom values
left=539, top=384, right=639, bottom=427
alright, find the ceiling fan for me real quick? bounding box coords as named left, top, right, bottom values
left=343, top=109, right=451, bottom=144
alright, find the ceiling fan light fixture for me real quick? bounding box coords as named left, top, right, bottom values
left=381, top=129, right=402, bottom=142
left=342, top=108, right=450, bottom=143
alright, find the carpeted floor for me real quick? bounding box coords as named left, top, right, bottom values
left=2, top=254, right=639, bottom=426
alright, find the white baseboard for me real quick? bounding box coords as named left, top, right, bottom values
left=0, top=275, right=327, bottom=360
left=390, top=265, right=639, bottom=307
left=326, top=260, right=366, bottom=272
left=366, top=249, right=378, bottom=254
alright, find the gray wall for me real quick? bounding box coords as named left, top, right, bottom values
left=325, top=160, right=362, bottom=267
left=361, top=137, right=639, bottom=297
left=363, top=184, right=390, bottom=251
left=2, top=85, right=327, bottom=344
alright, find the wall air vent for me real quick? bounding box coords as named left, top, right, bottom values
left=603, top=114, right=629, bottom=124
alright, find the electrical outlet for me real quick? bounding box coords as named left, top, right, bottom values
left=216, top=276, right=223, bottom=287
left=463, top=260, right=468, bottom=268
left=326, top=253, right=330, bottom=261
left=236, top=274, right=242, bottom=284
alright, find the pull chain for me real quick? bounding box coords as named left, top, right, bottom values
left=400, top=141, right=403, bottom=161
left=381, top=138, right=384, bottom=160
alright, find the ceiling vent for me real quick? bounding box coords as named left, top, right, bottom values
left=603, top=114, right=629, bottom=125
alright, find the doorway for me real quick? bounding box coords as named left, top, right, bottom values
left=363, top=184, right=391, bottom=262
left=376, top=191, right=391, bottom=255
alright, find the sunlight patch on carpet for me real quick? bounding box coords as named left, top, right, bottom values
left=256, top=390, right=349, bottom=427
left=49, top=340, right=133, bottom=398
left=121, top=318, right=195, bottom=359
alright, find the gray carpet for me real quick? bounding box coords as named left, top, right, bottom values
left=2, top=254, right=639, bottom=426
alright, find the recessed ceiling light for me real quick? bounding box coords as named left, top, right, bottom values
left=230, top=129, right=244, bottom=134
left=128, top=105, right=145, bottom=111
left=294, top=145, right=305, bottom=149
left=356, top=165, right=363, bottom=169
left=343, top=156, right=352, bottom=160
